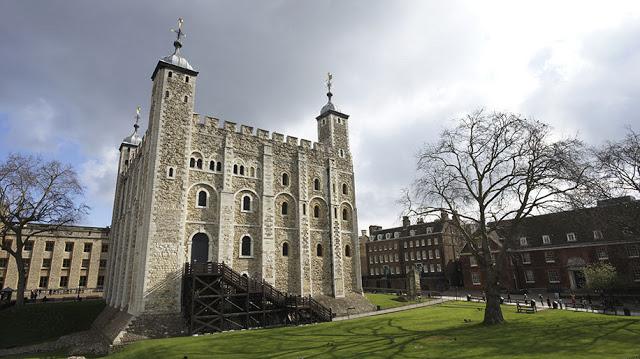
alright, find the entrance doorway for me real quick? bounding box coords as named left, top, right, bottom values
left=191, top=233, right=209, bottom=263
left=572, top=270, right=587, bottom=289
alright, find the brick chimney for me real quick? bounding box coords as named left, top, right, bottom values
left=402, top=216, right=411, bottom=228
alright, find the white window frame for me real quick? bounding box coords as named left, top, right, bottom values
left=627, top=245, right=639, bottom=258
left=566, top=232, right=576, bottom=242
left=525, top=270, right=535, bottom=283
left=435, top=249, right=440, bottom=259
left=520, top=237, right=528, bottom=246
left=596, top=247, right=608, bottom=260
left=593, top=230, right=603, bottom=240
left=426, top=227, right=433, bottom=234
left=522, top=252, right=531, bottom=264
left=241, top=194, right=253, bottom=212
left=471, top=272, right=481, bottom=285
left=394, top=232, right=400, bottom=238
left=409, top=230, right=416, bottom=236
left=548, top=270, right=560, bottom=284
left=385, top=233, right=391, bottom=240
left=434, top=238, right=439, bottom=245
left=436, top=264, right=442, bottom=272
left=542, top=235, right=551, bottom=245
left=429, top=250, right=433, bottom=259
left=469, top=256, right=478, bottom=267
left=239, top=235, right=254, bottom=258
left=195, top=189, right=209, bottom=208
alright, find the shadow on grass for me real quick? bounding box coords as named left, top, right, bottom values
left=108, top=302, right=640, bottom=359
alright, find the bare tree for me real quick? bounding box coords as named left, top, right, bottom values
left=406, top=110, right=590, bottom=325
left=0, top=154, right=88, bottom=306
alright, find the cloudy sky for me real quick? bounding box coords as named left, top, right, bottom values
left=1, top=1, right=639, bottom=230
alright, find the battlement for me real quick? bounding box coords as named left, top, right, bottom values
left=190, top=113, right=327, bottom=153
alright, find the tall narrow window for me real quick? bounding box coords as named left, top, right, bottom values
left=282, top=242, right=289, bottom=256
left=209, top=161, right=215, bottom=171
left=303, top=203, right=306, bottom=215
left=314, top=178, right=320, bottom=190
left=165, top=90, right=170, bottom=98
left=242, top=195, right=251, bottom=211
left=197, top=190, right=207, bottom=207
left=184, top=95, right=188, bottom=103
left=342, top=183, right=348, bottom=195
left=313, top=205, right=320, bottom=218
left=196, top=159, right=203, bottom=169
left=233, top=164, right=238, bottom=174
left=216, top=162, right=222, bottom=172
left=342, top=208, right=349, bottom=220
left=250, top=167, right=255, bottom=177
left=345, top=245, right=351, bottom=257
left=316, top=243, right=323, bottom=257
left=190, top=158, right=196, bottom=168
left=168, top=167, right=174, bottom=178
left=281, top=201, right=288, bottom=215
left=282, top=173, right=289, bottom=186
left=240, top=165, right=245, bottom=176
left=168, top=71, right=173, bottom=78
left=185, top=76, right=189, bottom=83
left=241, top=236, right=252, bottom=257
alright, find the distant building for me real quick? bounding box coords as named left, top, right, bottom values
left=0, top=224, right=110, bottom=297
left=362, top=214, right=464, bottom=291
left=460, top=197, right=640, bottom=292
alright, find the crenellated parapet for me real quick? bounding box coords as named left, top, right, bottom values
left=190, top=113, right=330, bottom=154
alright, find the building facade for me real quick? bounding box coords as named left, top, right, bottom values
left=0, top=224, right=110, bottom=296
left=362, top=215, right=464, bottom=291
left=461, top=197, right=640, bottom=293
left=105, top=22, right=363, bottom=321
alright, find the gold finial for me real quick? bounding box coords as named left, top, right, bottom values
left=170, top=18, right=186, bottom=54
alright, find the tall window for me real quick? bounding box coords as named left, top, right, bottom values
left=542, top=235, right=551, bottom=244
left=548, top=270, right=560, bottom=283
left=241, top=236, right=252, bottom=257
left=313, top=205, right=320, bottom=218
left=596, top=247, right=608, bottom=260
left=314, top=178, right=320, bottom=190
left=282, top=173, right=289, bottom=186
left=84, top=243, right=92, bottom=253
left=190, top=158, right=196, bottom=168
left=209, top=161, right=215, bottom=171
left=196, top=159, right=203, bottom=169
left=342, top=208, right=349, bottom=220
left=281, top=201, right=288, bottom=215
left=342, top=183, right=348, bottom=195
left=525, top=270, right=535, bottom=283
left=544, top=251, right=555, bottom=263
left=216, top=162, right=222, bottom=171
left=627, top=245, right=639, bottom=258
left=233, top=164, right=238, bottom=174
left=316, top=243, right=323, bottom=257
left=239, top=165, right=245, bottom=175
left=197, top=190, right=207, bottom=207
left=345, top=245, right=351, bottom=257
left=522, top=252, right=531, bottom=264
left=242, top=195, right=251, bottom=211
left=282, top=242, right=289, bottom=256
left=471, top=272, right=481, bottom=285
left=469, top=256, right=478, bottom=267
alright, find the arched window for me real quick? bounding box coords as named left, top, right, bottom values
left=197, top=190, right=207, bottom=207
left=209, top=161, right=215, bottom=171
left=165, top=90, right=170, bottom=98
left=233, top=164, right=238, bottom=174
left=168, top=71, right=173, bottom=78
left=167, top=167, right=174, bottom=178
left=313, top=205, right=320, bottom=218
left=342, top=183, right=348, bottom=195
left=345, top=245, right=351, bottom=257
left=282, top=242, right=289, bottom=256
left=281, top=201, right=288, bottom=215
left=190, top=158, right=196, bottom=168
left=250, top=167, right=255, bottom=177
left=216, top=162, right=222, bottom=172
left=242, top=195, right=251, bottom=211
left=240, top=165, right=245, bottom=176
left=342, top=208, right=349, bottom=221
left=241, top=236, right=252, bottom=257
left=282, top=173, right=289, bottom=186
left=196, top=159, right=203, bottom=169
left=314, top=178, right=320, bottom=191
left=316, top=243, right=323, bottom=257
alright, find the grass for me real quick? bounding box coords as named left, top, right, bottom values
left=104, top=301, right=640, bottom=359
left=365, top=292, right=422, bottom=309
left=0, top=300, right=105, bottom=349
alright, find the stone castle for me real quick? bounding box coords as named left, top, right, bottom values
left=103, top=20, right=364, bottom=326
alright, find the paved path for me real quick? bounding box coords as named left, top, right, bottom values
left=333, top=297, right=452, bottom=321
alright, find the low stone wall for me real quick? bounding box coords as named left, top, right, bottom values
left=314, top=293, right=376, bottom=316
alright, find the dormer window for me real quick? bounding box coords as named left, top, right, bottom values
left=519, top=237, right=528, bottom=246
left=542, top=235, right=551, bottom=244
left=593, top=230, right=603, bottom=240
left=426, top=227, right=433, bottom=234
left=566, top=233, right=576, bottom=242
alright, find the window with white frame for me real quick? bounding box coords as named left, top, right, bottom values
left=596, top=247, right=608, bottom=260
left=525, top=270, right=535, bottom=283
left=632, top=264, right=640, bottom=282
left=471, top=272, right=481, bottom=285
left=404, top=253, right=408, bottom=261
left=434, top=238, right=439, bottom=245
left=520, top=237, right=528, bottom=246
left=435, top=249, right=440, bottom=259
left=422, top=250, right=426, bottom=259
left=403, top=242, right=407, bottom=249
left=394, top=243, right=398, bottom=249
left=427, top=238, right=432, bottom=246
left=386, top=233, right=391, bottom=239
left=542, top=235, right=551, bottom=245
left=593, top=230, right=603, bottom=240
left=370, top=268, right=374, bottom=275
left=394, top=253, right=399, bottom=262
left=430, top=264, right=435, bottom=273
left=429, top=250, right=433, bottom=259
left=394, top=232, right=400, bottom=238
left=377, top=234, right=382, bottom=240
left=548, top=270, right=560, bottom=283
left=544, top=251, right=555, bottom=263
left=436, top=264, right=442, bottom=272
left=627, top=245, right=639, bottom=258
left=470, top=256, right=478, bottom=267
left=369, top=257, right=373, bottom=264
left=522, top=252, right=531, bottom=264
left=242, top=195, right=252, bottom=212
left=409, top=240, right=413, bottom=247
left=409, top=230, right=415, bottom=236
left=421, top=239, right=425, bottom=246
left=240, top=236, right=253, bottom=257
left=416, top=251, right=421, bottom=260
left=566, top=232, right=576, bottom=242
left=426, top=227, right=433, bottom=234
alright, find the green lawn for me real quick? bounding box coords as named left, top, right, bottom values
left=365, top=292, right=422, bottom=309
left=104, top=302, right=640, bottom=359
left=0, top=300, right=105, bottom=349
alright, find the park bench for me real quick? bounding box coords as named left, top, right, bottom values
left=466, top=295, right=485, bottom=302
left=516, top=301, right=537, bottom=313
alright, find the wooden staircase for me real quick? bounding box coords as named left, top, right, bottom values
left=182, top=262, right=332, bottom=334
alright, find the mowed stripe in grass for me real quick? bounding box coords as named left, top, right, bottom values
left=105, top=302, right=640, bottom=359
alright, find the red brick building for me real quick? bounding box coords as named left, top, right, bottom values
left=460, top=197, right=640, bottom=293
left=362, top=214, right=464, bottom=291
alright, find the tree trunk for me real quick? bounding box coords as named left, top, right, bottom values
left=15, top=256, right=26, bottom=307
left=483, top=272, right=504, bottom=325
